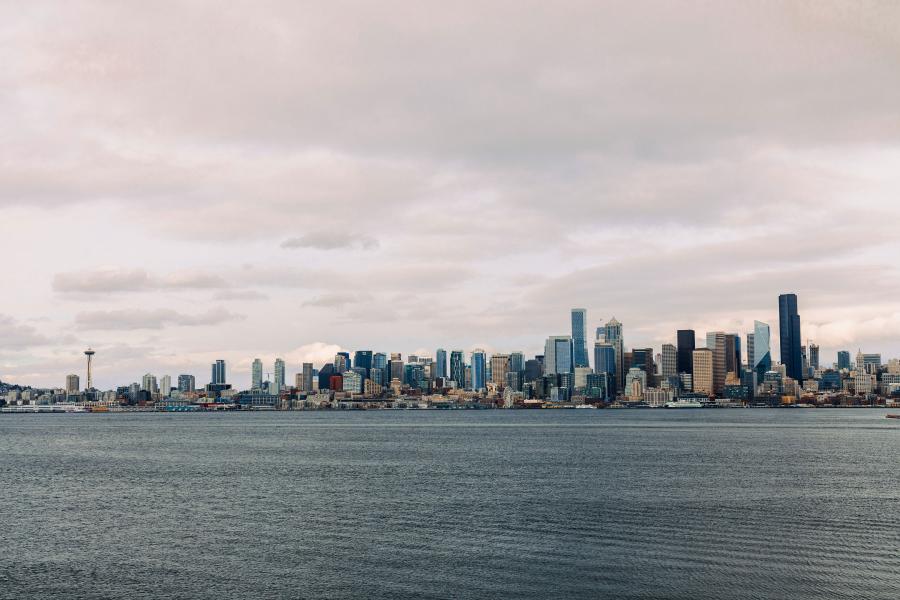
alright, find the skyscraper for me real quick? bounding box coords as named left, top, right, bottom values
left=334, top=352, right=350, bottom=373
left=778, top=293, right=803, bottom=382
left=724, top=334, right=739, bottom=376
left=178, top=374, right=196, bottom=393
left=160, top=375, right=171, bottom=396
left=692, top=348, right=714, bottom=395
left=837, top=350, right=851, bottom=370
left=752, top=321, right=772, bottom=379
left=676, top=329, right=695, bottom=374
left=490, top=354, right=510, bottom=386
left=353, top=350, right=373, bottom=379
left=544, top=335, right=573, bottom=376
left=509, top=352, right=524, bottom=374
left=300, top=363, right=314, bottom=391
left=602, top=318, right=624, bottom=392
left=66, top=374, right=80, bottom=394
left=808, top=343, right=820, bottom=370
left=435, top=349, right=447, bottom=379
left=594, top=340, right=617, bottom=392
left=273, top=358, right=285, bottom=393
left=251, top=358, right=263, bottom=391
left=450, top=350, right=465, bottom=388
left=571, top=308, right=589, bottom=368
left=661, top=343, right=677, bottom=379
left=211, top=360, right=226, bottom=385
left=471, top=349, right=486, bottom=391
left=705, top=332, right=726, bottom=395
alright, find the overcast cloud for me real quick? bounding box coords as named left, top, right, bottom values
left=2, top=1, right=900, bottom=388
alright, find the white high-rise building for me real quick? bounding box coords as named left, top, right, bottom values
left=160, top=375, right=171, bottom=396
left=251, top=358, right=263, bottom=391
left=142, top=373, right=158, bottom=393
left=661, top=344, right=677, bottom=379
left=273, top=358, right=286, bottom=394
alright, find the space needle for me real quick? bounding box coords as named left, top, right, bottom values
left=84, top=347, right=96, bottom=390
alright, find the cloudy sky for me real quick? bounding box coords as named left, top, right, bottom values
left=3, top=1, right=900, bottom=389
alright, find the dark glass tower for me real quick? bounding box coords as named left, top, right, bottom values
left=676, top=330, right=695, bottom=374
left=778, top=293, right=803, bottom=382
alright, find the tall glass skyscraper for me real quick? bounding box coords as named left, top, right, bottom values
left=544, top=336, right=573, bottom=376
left=837, top=350, right=851, bottom=370
left=450, top=350, right=465, bottom=388
left=752, top=320, right=771, bottom=380
left=778, top=293, right=803, bottom=382
left=676, top=329, right=695, bottom=374
left=571, top=308, right=589, bottom=368
left=594, top=341, right=616, bottom=392
left=601, top=318, right=624, bottom=391
left=435, top=348, right=447, bottom=379
left=471, top=349, right=486, bottom=391
left=211, top=359, right=226, bottom=385
left=353, top=350, right=373, bottom=379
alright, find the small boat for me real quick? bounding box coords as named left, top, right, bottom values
left=886, top=414, right=900, bottom=419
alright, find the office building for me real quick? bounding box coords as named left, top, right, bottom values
left=353, top=351, right=373, bottom=379
left=273, top=358, right=285, bottom=394
left=177, top=374, right=195, bottom=393
left=160, top=375, right=171, bottom=396
left=778, top=293, right=803, bottom=382
left=300, top=363, right=314, bottom=392
left=435, top=349, right=447, bottom=379
left=594, top=341, right=617, bottom=392
left=692, top=348, right=714, bottom=396
left=676, top=329, right=695, bottom=374
left=66, top=374, right=80, bottom=394
left=752, top=321, right=772, bottom=380
left=544, top=336, right=573, bottom=376
left=661, top=344, right=677, bottom=379
left=705, top=331, right=727, bottom=395
left=837, top=350, right=851, bottom=370
left=450, top=350, right=465, bottom=387
left=471, top=350, right=486, bottom=391
left=211, top=360, right=226, bottom=385
left=808, top=343, right=820, bottom=370
left=490, top=354, right=510, bottom=386
left=571, top=308, right=589, bottom=368
left=251, top=358, right=263, bottom=391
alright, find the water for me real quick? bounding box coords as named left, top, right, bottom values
left=2, top=409, right=899, bottom=599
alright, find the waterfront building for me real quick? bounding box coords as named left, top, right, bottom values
left=571, top=308, right=589, bottom=368
left=778, top=293, right=803, bottom=382
left=692, top=348, right=714, bottom=396
left=544, top=335, right=573, bottom=376
left=251, top=358, right=263, bottom=391
left=661, top=344, right=677, bottom=379
left=676, top=329, right=695, bottom=375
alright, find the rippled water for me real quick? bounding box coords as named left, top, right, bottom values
left=2, top=409, right=899, bottom=599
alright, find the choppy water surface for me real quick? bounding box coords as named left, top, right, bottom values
left=2, top=409, right=899, bottom=599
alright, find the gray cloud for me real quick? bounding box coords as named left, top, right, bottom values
left=0, top=315, right=54, bottom=349
left=53, top=268, right=231, bottom=294
left=281, top=232, right=379, bottom=251
left=3, top=2, right=900, bottom=386
left=74, top=307, right=245, bottom=331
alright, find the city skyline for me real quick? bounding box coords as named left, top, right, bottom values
left=3, top=2, right=900, bottom=388
left=21, top=294, right=899, bottom=394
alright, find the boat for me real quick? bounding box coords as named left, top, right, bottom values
left=887, top=414, right=900, bottom=419
left=664, top=399, right=703, bottom=409
left=574, top=404, right=597, bottom=409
